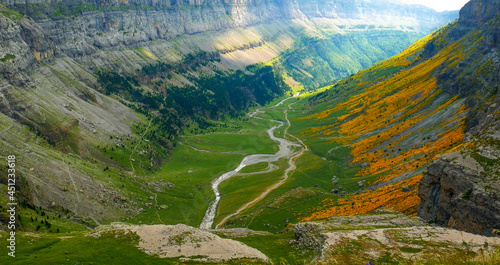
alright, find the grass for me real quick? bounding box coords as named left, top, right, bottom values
left=0, top=6, right=23, bottom=21
left=135, top=47, right=158, bottom=60
left=0, top=230, right=229, bottom=264
left=216, top=159, right=289, bottom=224
left=232, top=230, right=317, bottom=264
left=238, top=162, right=270, bottom=173
left=400, top=247, right=423, bottom=253
left=0, top=53, right=16, bottom=62
left=183, top=132, right=277, bottom=154
left=128, top=142, right=244, bottom=226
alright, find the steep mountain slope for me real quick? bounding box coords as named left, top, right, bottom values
left=281, top=0, right=499, bottom=236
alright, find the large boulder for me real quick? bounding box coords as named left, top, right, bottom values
left=418, top=153, right=500, bottom=236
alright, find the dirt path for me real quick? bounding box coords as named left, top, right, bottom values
left=178, top=141, right=246, bottom=155
left=129, top=119, right=152, bottom=174
left=61, top=156, right=102, bottom=226
left=127, top=120, right=164, bottom=223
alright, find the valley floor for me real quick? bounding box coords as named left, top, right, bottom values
left=2, top=97, right=499, bottom=264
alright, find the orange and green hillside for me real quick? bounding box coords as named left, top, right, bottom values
left=285, top=17, right=499, bottom=222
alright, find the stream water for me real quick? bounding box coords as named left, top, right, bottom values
left=199, top=98, right=303, bottom=230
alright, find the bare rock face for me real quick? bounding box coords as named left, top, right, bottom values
left=3, top=0, right=296, bottom=58
left=459, top=0, right=500, bottom=47
left=418, top=153, right=500, bottom=236
left=292, top=215, right=500, bottom=264
left=1, top=0, right=457, bottom=60
left=0, top=13, right=55, bottom=86
left=290, top=222, right=327, bottom=251
left=93, top=223, right=269, bottom=262
left=459, top=0, right=500, bottom=27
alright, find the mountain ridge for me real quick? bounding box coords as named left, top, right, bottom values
left=1, top=0, right=456, bottom=57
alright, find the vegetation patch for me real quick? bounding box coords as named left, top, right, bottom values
left=0, top=53, right=16, bottom=62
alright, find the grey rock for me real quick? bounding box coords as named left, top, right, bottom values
left=290, top=223, right=327, bottom=251
left=418, top=155, right=500, bottom=236
left=357, top=180, right=366, bottom=187
left=2, top=0, right=457, bottom=62
left=331, top=176, right=339, bottom=185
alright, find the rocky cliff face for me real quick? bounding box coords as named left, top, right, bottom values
left=0, top=0, right=457, bottom=60
left=0, top=12, right=55, bottom=86
left=459, top=0, right=500, bottom=27
left=296, top=0, right=457, bottom=32
left=419, top=153, right=500, bottom=236
left=2, top=0, right=299, bottom=58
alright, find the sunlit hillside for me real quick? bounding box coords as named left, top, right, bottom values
left=288, top=12, right=499, bottom=222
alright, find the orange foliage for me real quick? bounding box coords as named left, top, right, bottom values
left=361, top=104, right=467, bottom=183
left=302, top=175, right=423, bottom=221
left=297, top=26, right=473, bottom=220
left=301, top=34, right=469, bottom=184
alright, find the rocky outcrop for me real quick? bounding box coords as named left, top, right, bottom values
left=292, top=214, right=500, bottom=264
left=290, top=222, right=327, bottom=251
left=91, top=223, right=269, bottom=262
left=459, top=0, right=500, bottom=27
left=0, top=11, right=55, bottom=86
left=418, top=153, right=500, bottom=236
left=321, top=225, right=500, bottom=264
left=296, top=0, right=457, bottom=32
left=459, top=0, right=500, bottom=47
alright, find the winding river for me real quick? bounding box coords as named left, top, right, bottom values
left=199, top=98, right=306, bottom=230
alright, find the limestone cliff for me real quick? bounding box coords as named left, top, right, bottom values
left=419, top=153, right=500, bottom=236
left=0, top=11, right=55, bottom=86
left=1, top=0, right=457, bottom=60
left=295, top=0, right=457, bottom=32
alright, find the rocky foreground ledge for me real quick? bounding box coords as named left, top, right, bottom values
left=88, top=223, right=269, bottom=263
left=293, top=213, right=500, bottom=264
left=419, top=152, right=500, bottom=236
left=85, top=213, right=500, bottom=264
